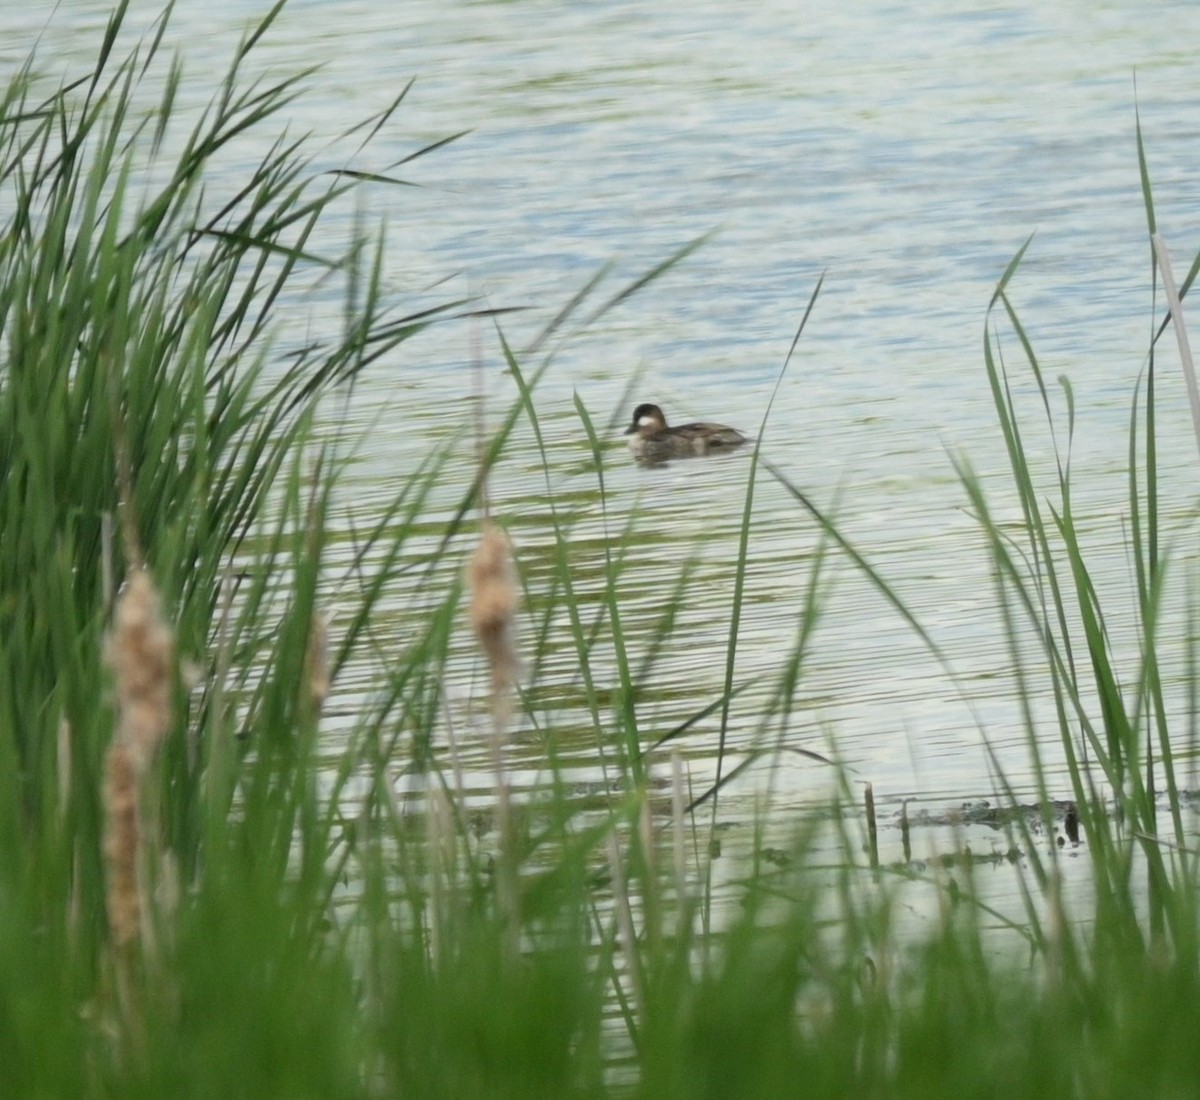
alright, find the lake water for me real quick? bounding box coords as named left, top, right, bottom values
left=9, top=1, right=1200, bottom=889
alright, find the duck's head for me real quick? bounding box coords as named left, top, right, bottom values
left=624, top=403, right=669, bottom=437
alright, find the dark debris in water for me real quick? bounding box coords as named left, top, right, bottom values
left=878, top=797, right=1089, bottom=871
left=898, top=845, right=1025, bottom=876
left=898, top=798, right=1079, bottom=831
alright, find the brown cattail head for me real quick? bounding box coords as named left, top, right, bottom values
left=105, top=569, right=175, bottom=771
left=100, top=568, right=175, bottom=963
left=103, top=740, right=141, bottom=949
left=466, top=522, right=520, bottom=705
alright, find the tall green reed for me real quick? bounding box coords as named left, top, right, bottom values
left=766, top=125, right=1200, bottom=1020
left=0, top=0, right=463, bottom=1081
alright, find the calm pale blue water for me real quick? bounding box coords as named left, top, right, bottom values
left=8, top=2, right=1200, bottom=878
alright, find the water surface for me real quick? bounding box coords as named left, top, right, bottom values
left=9, top=1, right=1200, bottom=867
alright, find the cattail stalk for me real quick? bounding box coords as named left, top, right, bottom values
left=425, top=782, right=456, bottom=965
left=466, top=520, right=521, bottom=947
left=439, top=672, right=467, bottom=813
left=103, top=740, right=141, bottom=950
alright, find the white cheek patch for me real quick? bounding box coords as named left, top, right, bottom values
left=638, top=415, right=657, bottom=427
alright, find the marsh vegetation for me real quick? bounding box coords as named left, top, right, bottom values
left=1, top=4, right=1197, bottom=1096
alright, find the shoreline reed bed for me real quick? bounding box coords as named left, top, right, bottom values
left=1, top=4, right=1198, bottom=1097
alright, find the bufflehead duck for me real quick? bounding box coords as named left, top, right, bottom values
left=623, top=402, right=747, bottom=462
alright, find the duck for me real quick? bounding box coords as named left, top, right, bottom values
left=623, top=402, right=748, bottom=462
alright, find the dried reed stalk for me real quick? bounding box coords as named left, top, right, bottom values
left=607, top=829, right=646, bottom=1028
left=671, top=751, right=689, bottom=919
left=864, top=782, right=879, bottom=869
left=305, top=608, right=332, bottom=716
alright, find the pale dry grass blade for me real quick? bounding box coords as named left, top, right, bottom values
left=1152, top=233, right=1200, bottom=461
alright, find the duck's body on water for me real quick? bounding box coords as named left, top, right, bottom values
left=624, top=402, right=747, bottom=462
